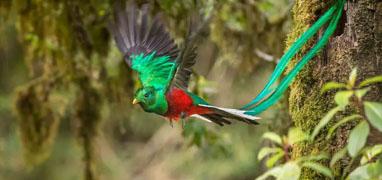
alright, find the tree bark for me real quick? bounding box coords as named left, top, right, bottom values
left=287, top=0, right=382, bottom=178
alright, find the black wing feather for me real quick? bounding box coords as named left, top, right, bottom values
left=110, top=1, right=210, bottom=91
left=172, top=46, right=197, bottom=89
left=109, top=1, right=179, bottom=66
left=170, top=16, right=201, bottom=89
left=171, top=12, right=211, bottom=89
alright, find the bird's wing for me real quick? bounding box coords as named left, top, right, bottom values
left=109, top=1, right=179, bottom=90
left=170, top=14, right=208, bottom=90
left=170, top=40, right=197, bottom=89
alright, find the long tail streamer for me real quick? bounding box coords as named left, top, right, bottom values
left=242, top=0, right=345, bottom=116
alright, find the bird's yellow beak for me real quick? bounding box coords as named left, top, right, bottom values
left=132, top=98, right=139, bottom=105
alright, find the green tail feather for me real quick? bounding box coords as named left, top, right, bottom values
left=242, top=0, right=345, bottom=115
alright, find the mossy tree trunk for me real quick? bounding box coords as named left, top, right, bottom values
left=286, top=0, right=382, bottom=178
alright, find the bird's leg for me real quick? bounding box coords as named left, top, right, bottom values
left=169, top=119, right=174, bottom=128
left=180, top=112, right=187, bottom=129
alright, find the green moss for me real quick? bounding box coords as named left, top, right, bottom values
left=285, top=0, right=333, bottom=179
left=286, top=0, right=332, bottom=130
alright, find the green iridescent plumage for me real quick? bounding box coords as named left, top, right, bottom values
left=108, top=0, right=211, bottom=116
left=109, top=1, right=181, bottom=114
left=134, top=86, right=168, bottom=115
left=129, top=52, right=178, bottom=114
left=131, top=52, right=177, bottom=90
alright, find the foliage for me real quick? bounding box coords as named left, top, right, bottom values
left=257, top=69, right=382, bottom=179
left=257, top=128, right=331, bottom=179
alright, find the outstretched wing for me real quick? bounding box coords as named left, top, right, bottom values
left=109, top=1, right=179, bottom=89
left=170, top=14, right=208, bottom=89
left=171, top=42, right=197, bottom=89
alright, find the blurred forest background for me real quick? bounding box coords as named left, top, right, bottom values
left=0, top=0, right=293, bottom=179
left=5, top=0, right=382, bottom=179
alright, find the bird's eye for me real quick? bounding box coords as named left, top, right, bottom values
left=144, top=93, right=150, bottom=98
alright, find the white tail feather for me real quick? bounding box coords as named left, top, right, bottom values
left=198, top=104, right=261, bottom=121
left=191, top=114, right=213, bottom=123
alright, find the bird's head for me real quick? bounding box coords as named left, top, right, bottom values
left=133, top=86, right=168, bottom=115
left=133, top=86, right=156, bottom=108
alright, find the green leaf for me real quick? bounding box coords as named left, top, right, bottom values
left=364, top=102, right=382, bottom=132
left=311, top=106, right=342, bottom=141
left=266, top=151, right=285, bottom=168
left=355, top=88, right=370, bottom=100
left=321, top=82, right=347, bottom=94
left=348, top=160, right=382, bottom=180
left=334, top=91, right=353, bottom=108
left=348, top=121, right=370, bottom=157
left=256, top=162, right=301, bottom=180
left=360, top=144, right=382, bottom=165
left=348, top=68, right=358, bottom=88
left=296, top=154, right=329, bottom=163
left=277, top=162, right=301, bottom=180
left=330, top=148, right=347, bottom=167
left=366, top=159, right=382, bottom=179
left=326, top=115, right=362, bottom=140
left=258, top=147, right=284, bottom=160
left=256, top=166, right=283, bottom=180
left=262, top=132, right=283, bottom=145
left=359, top=75, right=382, bottom=87
left=348, top=165, right=370, bottom=180
left=301, top=162, right=333, bottom=179
left=287, top=127, right=309, bottom=145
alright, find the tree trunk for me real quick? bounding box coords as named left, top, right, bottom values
left=287, top=0, right=382, bottom=178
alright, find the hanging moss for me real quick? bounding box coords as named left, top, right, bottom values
left=14, top=77, right=60, bottom=166
left=74, top=75, right=102, bottom=180
left=0, top=1, right=11, bottom=26
left=13, top=0, right=109, bottom=179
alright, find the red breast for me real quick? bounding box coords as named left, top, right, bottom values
left=165, top=88, right=211, bottom=120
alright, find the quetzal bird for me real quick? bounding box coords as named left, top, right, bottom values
left=109, top=2, right=260, bottom=126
